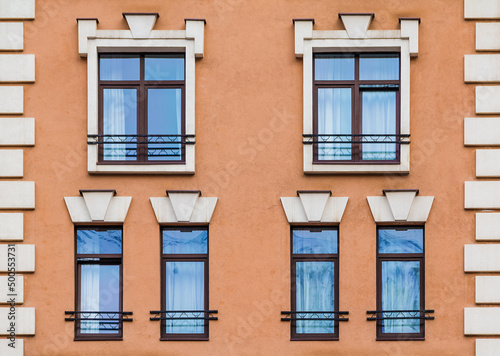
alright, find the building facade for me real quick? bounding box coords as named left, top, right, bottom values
left=0, top=0, right=498, bottom=355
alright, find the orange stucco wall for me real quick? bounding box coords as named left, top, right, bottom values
left=17, top=0, right=476, bottom=354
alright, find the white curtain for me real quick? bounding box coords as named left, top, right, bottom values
left=103, top=89, right=127, bottom=160
left=166, top=262, right=205, bottom=334
left=81, top=264, right=100, bottom=333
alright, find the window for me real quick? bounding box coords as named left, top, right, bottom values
left=98, top=54, right=187, bottom=163
left=160, top=227, right=209, bottom=340
left=376, top=227, right=425, bottom=340
left=74, top=227, right=124, bottom=340
left=313, top=53, right=401, bottom=163
left=289, top=227, right=342, bottom=340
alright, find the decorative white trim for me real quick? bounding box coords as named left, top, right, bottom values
left=465, top=0, right=500, bottom=19
left=0, top=87, right=23, bottom=114
left=0, top=0, right=34, bottom=20
left=0, top=245, right=34, bottom=272
left=294, top=16, right=418, bottom=174
left=0, top=118, right=34, bottom=146
left=476, top=276, right=500, bottom=304
left=476, top=149, right=500, bottom=177
left=465, top=55, right=500, bottom=82
left=465, top=181, right=500, bottom=209
left=0, top=182, right=34, bottom=210
left=367, top=190, right=434, bottom=223
left=0, top=307, right=34, bottom=335
left=0, top=275, right=23, bottom=303
left=0, top=150, right=23, bottom=178
left=476, top=86, right=500, bottom=114
left=280, top=190, right=348, bottom=223
left=77, top=17, right=205, bottom=174
left=476, top=339, right=500, bottom=356
left=0, top=23, right=23, bottom=51
left=339, top=14, right=373, bottom=39
left=0, top=55, right=34, bottom=82
left=123, top=13, right=158, bottom=39
left=150, top=190, right=218, bottom=224
left=465, top=244, right=500, bottom=272
left=0, top=213, right=23, bottom=241
left=476, top=23, right=500, bottom=51
left=465, top=307, right=500, bottom=335
left=0, top=339, right=23, bottom=355
left=464, top=118, right=500, bottom=146
left=476, top=213, right=500, bottom=240
left=64, top=190, right=132, bottom=223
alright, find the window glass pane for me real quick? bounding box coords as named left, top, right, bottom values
left=162, top=229, right=207, bottom=254
left=103, top=88, right=137, bottom=161
left=147, top=88, right=182, bottom=161
left=359, top=54, right=399, bottom=81
left=80, top=264, right=120, bottom=334
left=145, top=55, right=184, bottom=81
left=100, top=55, right=140, bottom=81
left=361, top=91, right=396, bottom=160
left=315, top=54, right=355, bottom=81
left=293, top=229, right=337, bottom=254
left=77, top=229, right=122, bottom=254
left=296, top=261, right=335, bottom=333
left=318, top=88, right=352, bottom=161
left=378, top=228, right=423, bottom=254
left=165, top=262, right=205, bottom=334
left=381, top=261, right=420, bottom=334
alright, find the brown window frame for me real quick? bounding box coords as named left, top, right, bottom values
left=74, top=226, right=124, bottom=341
left=376, top=225, right=425, bottom=341
left=97, top=53, right=186, bottom=165
left=160, top=226, right=210, bottom=341
left=290, top=226, right=340, bottom=341
left=312, top=52, right=401, bottom=164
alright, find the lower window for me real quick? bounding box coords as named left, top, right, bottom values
left=161, top=227, right=209, bottom=340
left=290, top=227, right=340, bottom=340
left=75, top=227, right=123, bottom=340
left=376, top=226, right=425, bottom=340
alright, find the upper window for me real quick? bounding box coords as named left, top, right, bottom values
left=159, top=227, right=211, bottom=340
left=313, top=53, right=401, bottom=163
left=98, top=54, right=187, bottom=164
left=375, top=227, right=425, bottom=340
left=74, top=227, right=126, bottom=340
left=287, top=227, right=347, bottom=341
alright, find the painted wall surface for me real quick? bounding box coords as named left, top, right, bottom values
left=17, top=0, right=474, bottom=355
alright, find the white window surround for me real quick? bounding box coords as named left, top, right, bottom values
left=294, top=15, right=420, bottom=174
left=77, top=14, right=205, bottom=174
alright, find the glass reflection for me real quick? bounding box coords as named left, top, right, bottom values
left=100, top=55, right=140, bottom=81
left=162, top=229, right=208, bottom=254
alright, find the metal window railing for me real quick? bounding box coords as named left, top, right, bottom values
left=281, top=311, right=349, bottom=322
left=366, top=310, right=434, bottom=322
left=65, top=311, right=133, bottom=331
left=149, top=310, right=218, bottom=321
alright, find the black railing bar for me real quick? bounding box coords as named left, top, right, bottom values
left=88, top=141, right=195, bottom=145
left=65, top=311, right=133, bottom=315
left=281, top=317, right=349, bottom=321
left=366, top=310, right=434, bottom=314
left=303, top=141, right=410, bottom=144
left=303, top=134, right=410, bottom=137
left=150, top=317, right=218, bottom=321
left=65, top=318, right=133, bottom=322
left=281, top=311, right=349, bottom=315
left=150, top=310, right=218, bottom=314
left=367, top=316, right=434, bottom=321
left=88, top=134, right=195, bottom=138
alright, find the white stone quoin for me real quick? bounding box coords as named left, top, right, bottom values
left=0, top=307, right=34, bottom=335
left=0, top=150, right=23, bottom=178
left=476, top=86, right=500, bottom=114
left=0, top=182, right=34, bottom=209
left=476, top=276, right=500, bottom=304
left=0, top=245, right=34, bottom=273
left=0, top=55, right=34, bottom=82
left=0, top=275, right=23, bottom=304
left=0, top=339, right=23, bottom=356
left=465, top=0, right=500, bottom=19
left=0, top=87, right=23, bottom=114
left=0, top=118, right=34, bottom=146
left=0, top=214, right=23, bottom=241
left=0, top=0, right=34, bottom=19
left=0, top=23, right=23, bottom=51
left=465, top=244, right=500, bottom=272
left=465, top=181, right=500, bottom=209
left=464, top=118, right=500, bottom=146
left=476, top=213, right=500, bottom=240
left=476, top=339, right=500, bottom=356
left=465, top=308, right=500, bottom=335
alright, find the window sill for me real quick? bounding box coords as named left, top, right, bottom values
left=88, top=163, right=195, bottom=175
left=290, top=337, right=339, bottom=341
left=304, top=162, right=409, bottom=174
left=160, top=337, right=209, bottom=341
left=74, top=336, right=123, bottom=341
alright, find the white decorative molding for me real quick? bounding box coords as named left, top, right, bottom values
left=64, top=190, right=132, bottom=223
left=464, top=118, right=500, bottom=146
left=0, top=87, right=23, bottom=114
left=476, top=213, right=500, bottom=240
left=0, top=0, right=34, bottom=20
left=465, top=55, right=500, bottom=82
left=280, top=190, right=348, bottom=224
left=0, top=339, right=23, bottom=356
left=0, top=23, right=23, bottom=51
left=476, top=149, right=500, bottom=177
left=0, top=307, right=34, bottom=335
left=465, top=307, right=500, bottom=335
left=465, top=0, right=500, bottom=19
left=476, top=86, right=500, bottom=114
left=367, top=189, right=434, bottom=223
left=0, top=55, right=34, bottom=82
left=476, top=339, right=500, bottom=356
left=0, top=245, right=34, bottom=272
left=465, top=181, right=500, bottom=209
left=339, top=13, right=374, bottom=39
left=123, top=13, right=159, bottom=39
left=465, top=244, right=500, bottom=272
left=0, top=213, right=23, bottom=241
left=77, top=16, right=205, bottom=174
left=294, top=15, right=417, bottom=174
left=0, top=182, right=34, bottom=210
left=476, top=23, right=500, bottom=51
left=150, top=190, right=218, bottom=224
left=0, top=118, right=34, bottom=146
left=0, top=275, right=23, bottom=304
left=476, top=276, right=500, bottom=303
left=0, top=150, right=23, bottom=178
